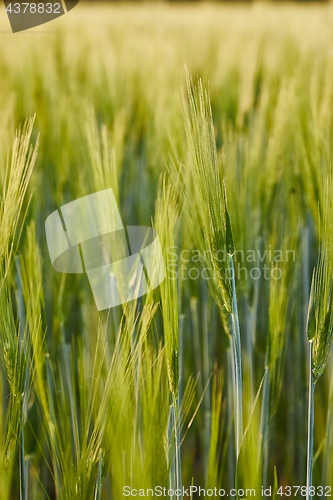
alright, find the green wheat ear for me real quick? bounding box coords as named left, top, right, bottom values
left=182, top=66, right=233, bottom=313
left=155, top=174, right=180, bottom=399
left=0, top=116, right=38, bottom=271
left=306, top=172, right=333, bottom=383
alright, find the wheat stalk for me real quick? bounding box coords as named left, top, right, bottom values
left=182, top=68, right=243, bottom=460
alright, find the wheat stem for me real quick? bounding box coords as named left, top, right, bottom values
left=19, top=427, right=27, bottom=500
left=94, top=453, right=103, bottom=500
left=174, top=396, right=182, bottom=497
left=168, top=400, right=182, bottom=500
left=306, top=342, right=315, bottom=500
left=229, top=255, right=243, bottom=457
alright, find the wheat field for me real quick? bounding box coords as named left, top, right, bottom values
left=0, top=2, right=333, bottom=499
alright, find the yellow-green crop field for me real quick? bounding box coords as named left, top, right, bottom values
left=0, top=2, right=333, bottom=498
